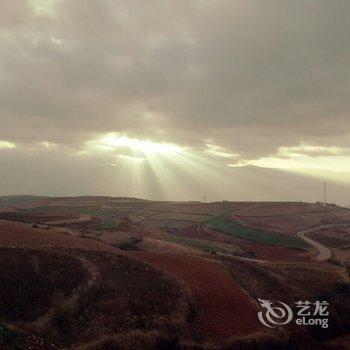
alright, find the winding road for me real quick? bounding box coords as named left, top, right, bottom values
left=297, top=223, right=350, bottom=261
left=234, top=206, right=350, bottom=262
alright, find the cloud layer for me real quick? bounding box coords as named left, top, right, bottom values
left=1, top=0, right=350, bottom=156
left=1, top=0, right=350, bottom=200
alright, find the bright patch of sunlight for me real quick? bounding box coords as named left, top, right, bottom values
left=227, top=144, right=350, bottom=173
left=82, top=134, right=244, bottom=200
left=278, top=144, right=350, bottom=157
left=0, top=140, right=16, bottom=150
left=89, top=133, right=184, bottom=156
left=251, top=154, right=350, bottom=172
left=117, top=154, right=146, bottom=162
left=204, top=143, right=240, bottom=159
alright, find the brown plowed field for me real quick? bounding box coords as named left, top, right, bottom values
left=137, top=238, right=202, bottom=255
left=148, top=202, right=252, bottom=216
left=238, top=203, right=321, bottom=217
left=238, top=203, right=350, bottom=235
left=0, top=212, right=79, bottom=223
left=177, top=226, right=311, bottom=261
left=333, top=248, right=350, bottom=265
left=236, top=214, right=319, bottom=235
left=177, top=225, right=239, bottom=243
left=312, top=225, right=350, bottom=239
left=310, top=233, right=350, bottom=248
left=60, top=215, right=103, bottom=228
left=133, top=252, right=262, bottom=339
left=0, top=220, right=121, bottom=254
left=245, top=244, right=312, bottom=261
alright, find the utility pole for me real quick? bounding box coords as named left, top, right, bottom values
left=323, top=182, right=327, bottom=205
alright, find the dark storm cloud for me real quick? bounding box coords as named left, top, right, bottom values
left=0, top=0, right=350, bottom=158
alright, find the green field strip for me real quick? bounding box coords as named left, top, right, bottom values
left=97, top=216, right=118, bottom=229
left=206, top=211, right=309, bottom=249
left=160, top=235, right=233, bottom=254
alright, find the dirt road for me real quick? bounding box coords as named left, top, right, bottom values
left=235, top=206, right=350, bottom=262
left=297, top=224, right=350, bottom=261
left=216, top=251, right=267, bottom=263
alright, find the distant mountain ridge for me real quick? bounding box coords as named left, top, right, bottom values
left=1, top=165, right=350, bottom=205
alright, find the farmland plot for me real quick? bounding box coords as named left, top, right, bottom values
left=207, top=213, right=309, bottom=249
left=145, top=211, right=211, bottom=222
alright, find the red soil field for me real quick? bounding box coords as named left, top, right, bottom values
left=0, top=220, right=121, bottom=254
left=148, top=201, right=252, bottom=216
left=116, top=222, right=157, bottom=236
left=238, top=203, right=321, bottom=217
left=137, top=237, right=201, bottom=255
left=0, top=212, right=79, bottom=223
left=238, top=204, right=350, bottom=235
left=334, top=248, right=350, bottom=265
left=313, top=225, right=350, bottom=239
left=62, top=215, right=103, bottom=228
left=133, top=252, right=262, bottom=339
left=176, top=225, right=240, bottom=243
left=245, top=244, right=312, bottom=261
left=310, top=233, right=350, bottom=248
left=236, top=214, right=319, bottom=235
left=177, top=226, right=311, bottom=261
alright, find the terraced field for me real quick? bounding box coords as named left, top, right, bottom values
left=145, top=211, right=210, bottom=222
left=207, top=212, right=309, bottom=249
left=142, top=219, right=196, bottom=229
left=1, top=196, right=350, bottom=349
left=161, top=235, right=241, bottom=255
left=0, top=246, right=192, bottom=349
left=95, top=215, right=118, bottom=229
left=134, top=252, right=262, bottom=339
left=310, top=232, right=350, bottom=248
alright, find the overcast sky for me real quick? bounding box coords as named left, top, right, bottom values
left=1, top=0, right=350, bottom=202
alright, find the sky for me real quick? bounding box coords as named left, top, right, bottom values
left=0, top=0, right=350, bottom=203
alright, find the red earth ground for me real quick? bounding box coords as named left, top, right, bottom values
left=176, top=225, right=240, bottom=243
left=245, top=244, right=313, bottom=261
left=176, top=225, right=312, bottom=261
left=61, top=215, right=104, bottom=228
left=133, top=251, right=262, bottom=339
left=0, top=212, right=79, bottom=223
left=0, top=220, right=122, bottom=254
left=237, top=203, right=350, bottom=235
left=0, top=220, right=263, bottom=338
